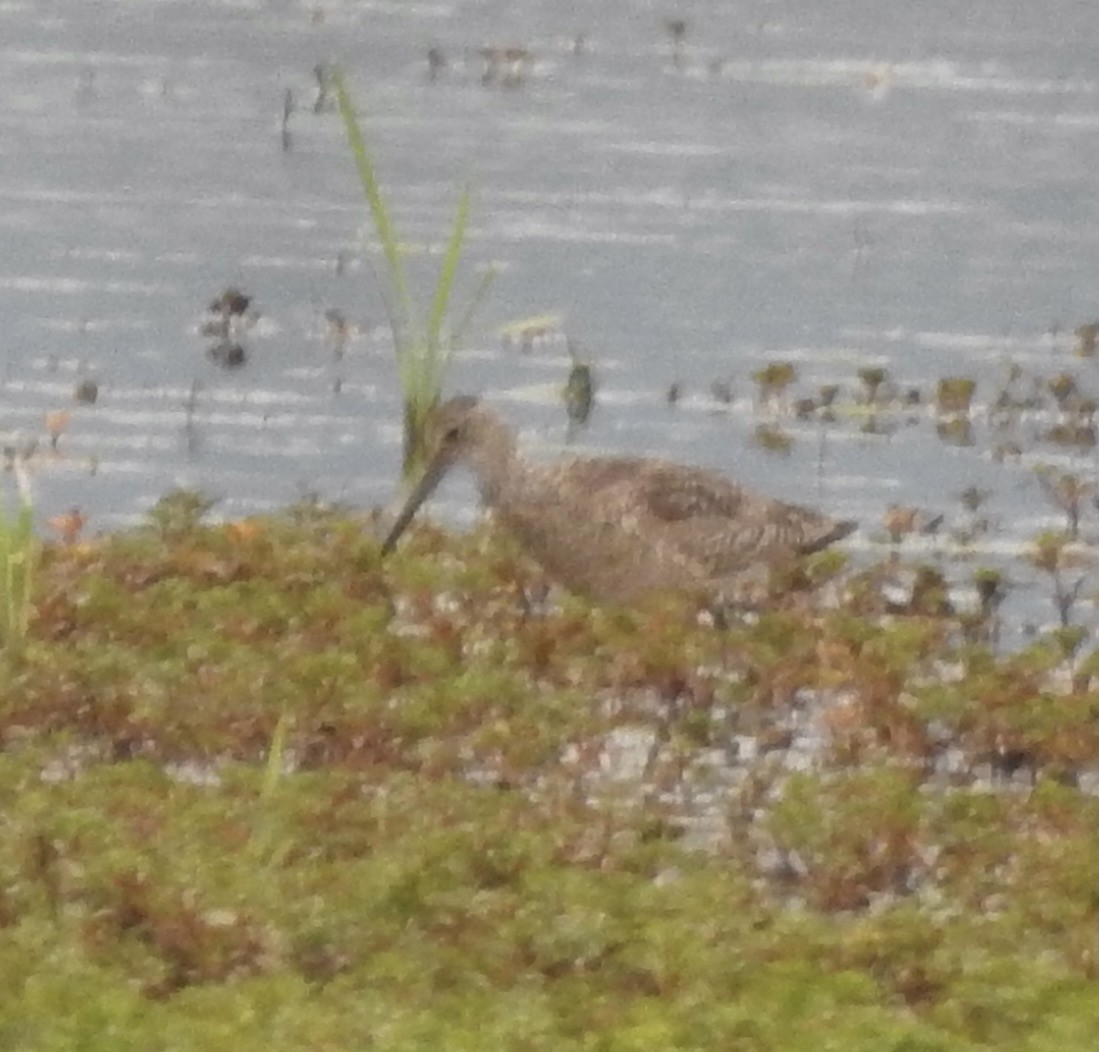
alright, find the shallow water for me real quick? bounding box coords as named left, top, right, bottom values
left=1, top=0, right=1095, bottom=633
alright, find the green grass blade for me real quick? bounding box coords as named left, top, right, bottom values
left=261, top=709, right=291, bottom=802
left=425, top=184, right=472, bottom=372
left=364, top=258, right=410, bottom=382
left=0, top=504, right=10, bottom=640
left=0, top=465, right=36, bottom=648
left=451, top=265, right=497, bottom=348
left=332, top=68, right=412, bottom=328
left=18, top=505, right=34, bottom=638
left=4, top=552, right=13, bottom=642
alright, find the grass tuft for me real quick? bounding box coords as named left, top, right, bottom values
left=333, top=69, right=494, bottom=478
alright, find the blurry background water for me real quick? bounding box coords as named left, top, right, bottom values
left=1, top=0, right=1095, bottom=634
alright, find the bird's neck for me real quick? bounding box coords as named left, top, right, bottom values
left=470, top=431, right=519, bottom=507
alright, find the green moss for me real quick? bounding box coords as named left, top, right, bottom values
left=0, top=508, right=1094, bottom=1049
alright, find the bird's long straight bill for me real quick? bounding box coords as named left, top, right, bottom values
left=381, top=456, right=448, bottom=554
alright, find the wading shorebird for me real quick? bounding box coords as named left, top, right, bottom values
left=382, top=396, right=857, bottom=608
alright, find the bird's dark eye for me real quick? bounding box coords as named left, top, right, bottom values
left=443, top=426, right=461, bottom=444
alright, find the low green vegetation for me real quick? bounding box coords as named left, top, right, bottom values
left=0, top=494, right=1095, bottom=1050
left=0, top=464, right=37, bottom=654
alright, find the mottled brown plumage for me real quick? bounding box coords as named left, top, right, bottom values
left=382, top=396, right=856, bottom=605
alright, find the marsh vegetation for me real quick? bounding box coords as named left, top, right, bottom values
left=0, top=496, right=1094, bottom=1048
